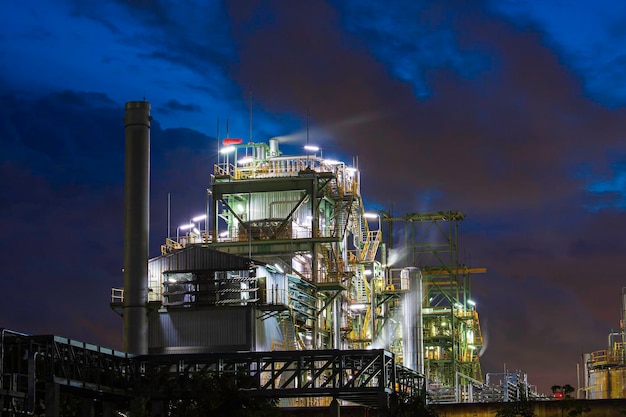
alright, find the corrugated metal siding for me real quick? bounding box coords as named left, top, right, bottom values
left=149, top=246, right=253, bottom=273
left=148, top=307, right=255, bottom=353
left=245, top=190, right=307, bottom=220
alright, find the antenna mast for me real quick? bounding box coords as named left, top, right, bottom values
left=249, top=91, right=253, bottom=144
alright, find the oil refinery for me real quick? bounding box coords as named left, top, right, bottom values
left=12, top=100, right=626, bottom=417
left=114, top=101, right=488, bottom=400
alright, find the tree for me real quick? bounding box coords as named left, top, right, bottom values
left=390, top=388, right=439, bottom=417
left=562, top=384, right=575, bottom=398
left=166, top=372, right=279, bottom=417
left=551, top=383, right=590, bottom=417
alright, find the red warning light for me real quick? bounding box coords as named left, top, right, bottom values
left=223, top=138, right=243, bottom=146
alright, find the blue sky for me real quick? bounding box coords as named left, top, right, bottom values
left=3, top=0, right=626, bottom=394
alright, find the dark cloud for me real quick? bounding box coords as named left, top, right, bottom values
left=338, top=1, right=491, bottom=97
left=159, top=99, right=202, bottom=114
left=0, top=90, right=216, bottom=348
left=2, top=0, right=626, bottom=396
left=225, top=0, right=626, bottom=393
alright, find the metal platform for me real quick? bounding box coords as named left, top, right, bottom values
left=1, top=329, right=424, bottom=414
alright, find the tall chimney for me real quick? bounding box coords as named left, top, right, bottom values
left=123, top=101, right=151, bottom=354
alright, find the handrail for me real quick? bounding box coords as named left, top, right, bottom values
left=111, top=288, right=124, bottom=303
left=588, top=348, right=626, bottom=366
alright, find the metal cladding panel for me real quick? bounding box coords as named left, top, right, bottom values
left=589, top=369, right=609, bottom=399
left=148, top=307, right=255, bottom=353
left=149, top=245, right=253, bottom=273
left=246, top=190, right=306, bottom=220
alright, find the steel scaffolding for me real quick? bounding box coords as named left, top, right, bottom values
left=383, top=211, right=484, bottom=402
left=0, top=330, right=423, bottom=415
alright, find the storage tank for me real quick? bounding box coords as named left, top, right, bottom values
left=588, top=367, right=626, bottom=399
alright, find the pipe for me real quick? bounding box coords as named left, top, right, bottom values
left=333, top=296, right=341, bottom=349
left=123, top=101, right=151, bottom=354
left=622, top=287, right=626, bottom=331
left=608, top=331, right=621, bottom=350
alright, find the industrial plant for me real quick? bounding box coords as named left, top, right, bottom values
left=581, top=287, right=626, bottom=399
left=7, top=100, right=625, bottom=417
left=116, top=100, right=492, bottom=403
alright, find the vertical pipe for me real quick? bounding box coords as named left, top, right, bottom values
left=212, top=196, right=218, bottom=243
left=370, top=277, right=376, bottom=346
left=123, top=101, right=151, bottom=354
left=402, top=267, right=424, bottom=374
left=622, top=287, right=626, bottom=333
left=206, top=189, right=210, bottom=240
left=333, top=296, right=341, bottom=349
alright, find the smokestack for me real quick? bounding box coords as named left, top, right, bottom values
left=123, top=101, right=151, bottom=354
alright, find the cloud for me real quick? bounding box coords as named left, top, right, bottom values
left=0, top=90, right=218, bottom=347
left=488, top=0, right=626, bottom=107
left=339, top=0, right=490, bottom=97
left=159, top=99, right=202, bottom=114
left=3, top=0, right=626, bottom=397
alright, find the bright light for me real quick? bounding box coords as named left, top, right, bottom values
left=304, top=145, right=319, bottom=152
left=305, top=334, right=313, bottom=341
left=364, top=269, right=372, bottom=276
left=349, top=303, right=368, bottom=311
left=364, top=212, right=379, bottom=219
left=220, top=146, right=236, bottom=154
left=192, top=227, right=200, bottom=235
left=274, top=263, right=284, bottom=273
left=346, top=167, right=357, bottom=174
left=219, top=231, right=229, bottom=237
left=236, top=203, right=244, bottom=213
left=323, top=159, right=341, bottom=165
left=238, top=156, right=253, bottom=165
left=467, top=299, right=476, bottom=306
left=179, top=223, right=194, bottom=231
left=192, top=214, right=206, bottom=222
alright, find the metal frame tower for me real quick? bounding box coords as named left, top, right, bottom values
left=384, top=211, right=484, bottom=401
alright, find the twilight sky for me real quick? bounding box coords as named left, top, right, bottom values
left=2, top=0, right=626, bottom=395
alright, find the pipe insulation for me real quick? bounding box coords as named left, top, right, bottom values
left=402, top=267, right=424, bottom=374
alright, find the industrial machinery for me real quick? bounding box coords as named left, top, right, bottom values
left=141, top=132, right=486, bottom=402
left=0, top=101, right=546, bottom=417
left=583, top=287, right=626, bottom=399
